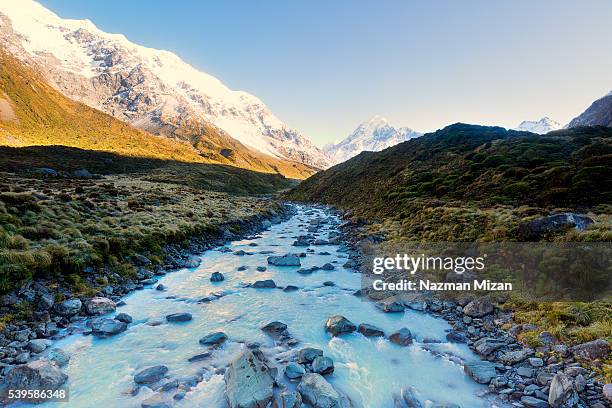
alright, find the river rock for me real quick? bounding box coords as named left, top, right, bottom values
left=521, top=396, right=550, bottom=408
left=312, top=356, right=334, bottom=375
left=379, top=300, right=405, bottom=313
left=358, top=323, right=385, bottom=337
left=85, top=297, right=116, bottom=315
left=297, top=373, right=351, bottom=408
left=210, top=272, right=225, bottom=282
left=499, top=348, right=534, bottom=364
left=253, top=279, right=276, bottom=288
left=256, top=266, right=267, bottom=272
left=166, top=313, right=192, bottom=322
left=285, top=362, right=306, bottom=379
left=548, top=373, right=578, bottom=408
left=53, top=298, right=82, bottom=316
left=464, top=361, right=496, bottom=384
left=224, top=350, right=274, bottom=408
left=393, top=386, right=423, bottom=408
left=155, top=284, right=165, bottom=291
left=298, top=347, right=324, bottom=364
left=5, top=359, right=67, bottom=391
left=603, top=383, right=612, bottom=402
left=474, top=337, right=505, bottom=356
left=569, top=338, right=610, bottom=360
left=199, top=331, right=228, bottom=346
left=261, top=321, right=287, bottom=336
left=184, top=255, right=201, bottom=268
left=273, top=391, right=302, bottom=408
left=46, top=348, right=70, bottom=367
left=325, top=315, right=356, bottom=336
left=267, top=254, right=301, bottom=266
left=283, top=285, right=299, bottom=292
left=141, top=393, right=172, bottom=408
left=321, top=263, right=334, bottom=271
left=27, top=339, right=52, bottom=353
left=115, top=313, right=133, bottom=324
left=462, top=297, right=494, bottom=317
left=134, top=365, right=168, bottom=384
left=91, top=318, right=128, bottom=336
left=389, top=328, right=413, bottom=346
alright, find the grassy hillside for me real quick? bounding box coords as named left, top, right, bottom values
left=0, top=49, right=316, bottom=179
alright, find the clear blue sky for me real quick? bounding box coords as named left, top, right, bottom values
left=40, top=0, right=612, bottom=145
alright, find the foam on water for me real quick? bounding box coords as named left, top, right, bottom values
left=34, top=205, right=495, bottom=407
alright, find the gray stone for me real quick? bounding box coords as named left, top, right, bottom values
left=46, top=348, right=70, bottom=367
left=548, top=373, right=578, bottom=408
left=298, top=347, right=323, bottom=364
left=273, top=391, right=302, bottom=408
left=253, top=280, right=276, bottom=289
left=474, top=337, right=505, bottom=356
left=464, top=361, right=497, bottom=384
left=517, top=366, right=534, bottom=378
left=91, top=318, right=127, bottom=336
left=393, top=386, right=423, bottom=408
left=134, top=365, right=168, bottom=384
left=603, top=383, right=612, bottom=402
left=199, top=331, right=228, bottom=346
left=325, top=315, right=356, bottom=336
left=446, top=330, right=468, bottom=343
left=85, top=297, right=116, bottom=315
left=463, top=297, right=494, bottom=317
left=53, top=298, right=82, bottom=316
left=267, top=254, right=301, bottom=266
left=73, top=168, right=92, bottom=178
left=358, top=323, right=385, bottom=337
left=115, top=313, right=133, bottom=324
left=166, top=313, right=192, bottom=322
left=285, top=362, right=306, bottom=379
left=297, top=373, right=351, bottom=408
left=256, top=266, right=267, bottom=272
left=389, top=328, right=413, bottom=346
left=569, top=338, right=610, bottom=360
left=224, top=350, right=274, bottom=408
left=5, top=359, right=67, bottom=392
left=260, top=321, right=287, bottom=336
left=520, top=396, right=550, bottom=408
left=141, top=393, right=172, bottom=408
left=529, top=357, right=544, bottom=367
left=379, top=300, right=405, bottom=313
left=499, top=348, right=534, bottom=364
left=210, top=272, right=225, bottom=282
left=184, top=255, right=201, bottom=268
left=321, top=263, right=334, bottom=271
left=27, top=339, right=52, bottom=353
left=312, top=356, right=334, bottom=375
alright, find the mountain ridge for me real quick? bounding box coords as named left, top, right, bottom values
left=568, top=90, right=612, bottom=128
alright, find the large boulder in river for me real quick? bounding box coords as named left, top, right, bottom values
left=298, top=347, right=324, bottom=364
left=297, top=373, right=351, bottom=408
left=267, top=254, right=301, bottom=266
left=462, top=296, right=494, bottom=317
left=91, top=318, right=127, bottom=337
left=358, top=323, right=385, bottom=337
left=134, top=365, right=168, bottom=384
left=199, top=331, right=228, bottom=346
left=53, top=298, right=82, bottom=316
left=569, top=338, right=610, bottom=360
left=389, top=328, right=413, bottom=346
left=224, top=350, right=275, bottom=408
left=548, top=373, right=578, bottom=408
left=325, top=315, right=356, bottom=336
left=85, top=297, right=116, bottom=315
left=5, top=359, right=67, bottom=392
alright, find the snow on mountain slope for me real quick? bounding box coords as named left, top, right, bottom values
left=514, top=117, right=561, bottom=134
left=324, top=115, right=422, bottom=164
left=0, top=0, right=330, bottom=168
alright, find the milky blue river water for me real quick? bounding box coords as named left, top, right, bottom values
left=35, top=205, right=497, bottom=407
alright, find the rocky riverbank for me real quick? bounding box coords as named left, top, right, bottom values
left=0, top=201, right=294, bottom=387
left=336, top=212, right=612, bottom=408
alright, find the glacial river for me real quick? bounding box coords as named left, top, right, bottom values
left=35, top=205, right=498, bottom=407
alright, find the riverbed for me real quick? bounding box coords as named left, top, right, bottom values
left=36, top=204, right=498, bottom=407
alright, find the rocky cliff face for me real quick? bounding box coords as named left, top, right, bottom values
left=568, top=91, right=612, bottom=128
left=0, top=0, right=330, bottom=169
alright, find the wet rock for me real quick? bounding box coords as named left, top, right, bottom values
left=321, top=263, right=335, bottom=271
left=446, top=330, right=468, bottom=344
left=312, top=356, right=334, bottom=375
left=155, top=284, right=165, bottom=291
left=256, top=266, right=267, bottom=272
left=27, top=339, right=52, bottom=353
left=462, top=297, right=494, bottom=317
left=141, top=393, right=172, bottom=408
left=85, top=297, right=116, bottom=315
left=199, top=331, right=228, bottom=346
left=548, top=373, right=578, bottom=408
left=464, top=361, right=497, bottom=384
left=237, top=265, right=248, bottom=271
left=297, top=373, right=351, bottom=408
left=53, top=298, right=82, bottom=316
left=285, top=362, right=306, bottom=379
left=273, top=391, right=302, bottom=408
left=569, top=338, right=610, bottom=360
left=389, top=328, right=413, bottom=346
left=166, top=313, right=192, bottom=322
left=358, top=323, right=385, bottom=337
left=115, top=313, right=133, bottom=324
left=141, top=278, right=158, bottom=285
left=267, top=254, right=301, bottom=266
left=260, top=321, right=287, bottom=336
left=297, top=347, right=323, bottom=364
left=253, top=279, right=276, bottom=289
left=283, top=285, right=299, bottom=292
left=184, top=255, right=201, bottom=268
left=325, top=315, right=357, bottom=336
left=379, top=300, right=405, bottom=313
left=499, top=348, right=534, bottom=364
left=393, top=386, right=423, bottom=408
left=187, top=352, right=211, bottom=362
left=323, top=281, right=335, bottom=287
left=224, top=350, right=274, bottom=408
left=210, top=272, right=225, bottom=282
left=520, top=396, right=550, bottom=408
left=5, top=359, right=67, bottom=391
left=134, top=365, right=168, bottom=384
left=46, top=348, right=70, bottom=367
left=474, top=338, right=505, bottom=356
left=91, top=318, right=128, bottom=337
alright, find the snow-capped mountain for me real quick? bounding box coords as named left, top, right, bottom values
left=568, top=90, right=612, bottom=129
left=324, top=115, right=422, bottom=164
left=0, top=0, right=330, bottom=168
left=514, top=117, right=561, bottom=134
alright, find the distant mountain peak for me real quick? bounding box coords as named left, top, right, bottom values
left=515, top=117, right=561, bottom=134
left=324, top=116, right=422, bottom=164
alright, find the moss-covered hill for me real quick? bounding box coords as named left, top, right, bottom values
left=287, top=123, right=612, bottom=222
left=0, top=50, right=316, bottom=180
